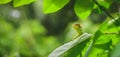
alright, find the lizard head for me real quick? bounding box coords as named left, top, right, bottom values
left=72, top=23, right=82, bottom=29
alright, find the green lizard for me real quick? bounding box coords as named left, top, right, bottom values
left=72, top=23, right=83, bottom=39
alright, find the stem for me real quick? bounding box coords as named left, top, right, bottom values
left=93, top=0, right=115, bottom=19
left=85, top=40, right=93, bottom=57
left=104, top=32, right=119, bottom=34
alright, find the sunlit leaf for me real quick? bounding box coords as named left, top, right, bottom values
left=88, top=46, right=110, bottom=57
left=13, top=0, right=35, bottom=7
left=43, top=0, right=69, bottom=14
left=0, top=0, right=11, bottom=4
left=97, top=0, right=112, bottom=9
left=74, top=0, right=94, bottom=19
left=95, top=34, right=111, bottom=44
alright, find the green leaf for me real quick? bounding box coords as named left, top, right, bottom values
left=99, top=18, right=120, bottom=34
left=0, top=0, right=11, bottom=4
left=98, top=18, right=120, bottom=42
left=63, top=38, right=90, bottom=57
left=95, top=34, right=111, bottom=44
left=88, top=47, right=105, bottom=57
left=99, top=2, right=111, bottom=9
left=88, top=32, right=112, bottom=57
left=99, top=20, right=108, bottom=32
left=97, top=0, right=112, bottom=9
left=93, top=30, right=103, bottom=42
left=89, top=43, right=111, bottom=57
left=74, top=0, right=94, bottom=19
left=88, top=18, right=120, bottom=57
left=48, top=33, right=92, bottom=57
left=43, top=0, right=69, bottom=14
left=94, top=40, right=112, bottom=50
left=88, top=38, right=112, bottom=57
left=13, top=0, right=35, bottom=7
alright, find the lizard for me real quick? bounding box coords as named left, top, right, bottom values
left=72, top=23, right=83, bottom=39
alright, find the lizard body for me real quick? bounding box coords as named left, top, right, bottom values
left=72, top=23, right=83, bottom=39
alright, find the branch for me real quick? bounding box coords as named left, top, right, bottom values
left=93, top=0, right=115, bottom=19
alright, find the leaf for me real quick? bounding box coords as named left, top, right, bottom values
left=99, top=2, right=111, bottom=9
left=13, top=0, right=35, bottom=7
left=90, top=40, right=112, bottom=57
left=94, top=40, right=112, bottom=50
left=88, top=32, right=112, bottom=57
left=88, top=45, right=110, bottom=57
left=99, top=18, right=120, bottom=33
left=88, top=18, right=120, bottom=57
left=48, top=33, right=92, bottom=57
left=74, top=0, right=94, bottom=19
left=88, top=37, right=112, bottom=57
left=0, top=0, right=11, bottom=4
left=95, top=34, right=111, bottom=44
left=97, top=0, right=113, bottom=9
left=93, top=30, right=103, bottom=42
left=43, top=0, right=69, bottom=14
left=82, top=40, right=93, bottom=57
left=63, top=38, right=90, bottom=57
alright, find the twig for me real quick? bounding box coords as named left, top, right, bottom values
left=93, top=0, right=115, bottom=19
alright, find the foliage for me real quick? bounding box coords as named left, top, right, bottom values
left=74, top=0, right=94, bottom=19
left=0, top=0, right=35, bottom=7
left=0, top=0, right=120, bottom=57
left=44, top=0, right=120, bottom=57
left=0, top=0, right=11, bottom=4
left=43, top=0, right=69, bottom=14
left=13, top=0, right=35, bottom=7
left=49, top=17, right=120, bottom=57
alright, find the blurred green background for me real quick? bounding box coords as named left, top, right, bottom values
left=0, top=0, right=119, bottom=57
